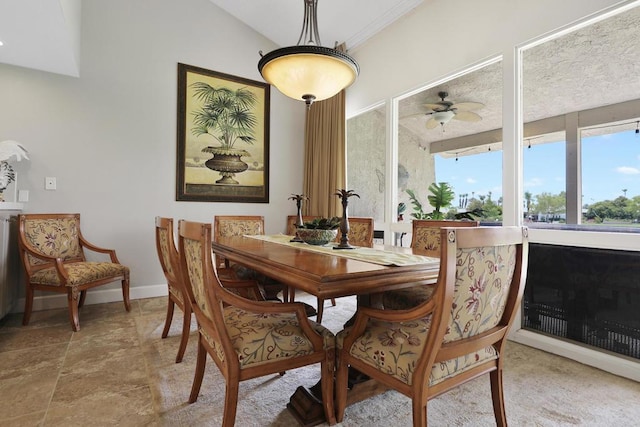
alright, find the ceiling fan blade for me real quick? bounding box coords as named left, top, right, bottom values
left=451, top=101, right=484, bottom=111
left=425, top=118, right=440, bottom=129
left=453, top=111, right=482, bottom=122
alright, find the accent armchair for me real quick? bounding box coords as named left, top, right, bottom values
left=18, top=213, right=130, bottom=331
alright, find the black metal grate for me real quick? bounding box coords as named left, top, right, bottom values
left=522, top=244, right=640, bottom=360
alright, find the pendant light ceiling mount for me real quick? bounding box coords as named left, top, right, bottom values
left=258, top=0, right=360, bottom=107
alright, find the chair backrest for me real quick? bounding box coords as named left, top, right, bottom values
left=344, top=217, right=374, bottom=247
left=18, top=213, right=86, bottom=269
left=411, top=219, right=479, bottom=257
left=178, top=220, right=230, bottom=368
left=286, top=215, right=318, bottom=235
left=417, top=226, right=528, bottom=379
left=214, top=216, right=265, bottom=240
left=286, top=215, right=374, bottom=248
left=155, top=217, right=185, bottom=303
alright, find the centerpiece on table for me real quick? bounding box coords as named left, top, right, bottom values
left=296, top=217, right=341, bottom=246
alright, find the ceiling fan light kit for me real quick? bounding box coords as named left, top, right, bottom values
left=257, top=0, right=359, bottom=107
left=432, top=110, right=455, bottom=125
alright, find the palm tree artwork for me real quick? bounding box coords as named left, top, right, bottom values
left=190, top=82, right=258, bottom=185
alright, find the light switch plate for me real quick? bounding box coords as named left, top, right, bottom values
left=18, top=190, right=29, bottom=202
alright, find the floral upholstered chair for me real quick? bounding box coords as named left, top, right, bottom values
left=155, top=217, right=192, bottom=363
left=336, top=226, right=529, bottom=426
left=18, top=213, right=130, bottom=331
left=380, top=220, right=479, bottom=310
left=286, top=215, right=375, bottom=323
left=214, top=215, right=288, bottom=302
left=178, top=220, right=337, bottom=427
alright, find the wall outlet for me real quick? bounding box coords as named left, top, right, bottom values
left=45, top=177, right=57, bottom=190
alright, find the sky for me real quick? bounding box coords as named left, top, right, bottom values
left=435, top=128, right=640, bottom=206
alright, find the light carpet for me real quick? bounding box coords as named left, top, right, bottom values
left=137, top=293, right=640, bottom=426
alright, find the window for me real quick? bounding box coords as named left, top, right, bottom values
left=581, top=124, right=640, bottom=229
left=523, top=134, right=566, bottom=223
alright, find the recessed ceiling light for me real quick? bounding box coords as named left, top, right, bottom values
left=0, top=41, right=4, bottom=46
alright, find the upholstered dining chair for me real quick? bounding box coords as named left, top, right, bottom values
left=380, top=219, right=478, bottom=310
left=155, top=217, right=191, bottom=363
left=214, top=215, right=288, bottom=302
left=178, top=220, right=337, bottom=427
left=335, top=226, right=529, bottom=426
left=17, top=213, right=130, bottom=331
left=286, top=215, right=375, bottom=323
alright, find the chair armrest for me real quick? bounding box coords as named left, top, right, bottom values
left=219, top=289, right=326, bottom=351
left=341, top=295, right=439, bottom=354
left=20, top=243, right=70, bottom=284
left=78, top=236, right=120, bottom=263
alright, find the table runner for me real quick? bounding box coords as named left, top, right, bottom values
left=245, top=234, right=439, bottom=267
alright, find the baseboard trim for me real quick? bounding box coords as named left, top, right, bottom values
left=11, top=284, right=168, bottom=314
left=510, top=329, right=640, bottom=382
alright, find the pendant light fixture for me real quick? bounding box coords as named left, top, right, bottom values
left=258, top=0, right=359, bottom=107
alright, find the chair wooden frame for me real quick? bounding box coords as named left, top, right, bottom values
left=286, top=215, right=374, bottom=323
left=17, top=213, right=130, bottom=331
left=336, top=226, right=529, bottom=426
left=178, top=220, right=337, bottom=426
left=155, top=217, right=192, bottom=363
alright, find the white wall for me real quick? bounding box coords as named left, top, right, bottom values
left=0, top=0, right=306, bottom=304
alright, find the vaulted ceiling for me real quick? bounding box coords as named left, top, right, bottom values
left=1, top=0, right=638, bottom=151
left=397, top=6, right=640, bottom=151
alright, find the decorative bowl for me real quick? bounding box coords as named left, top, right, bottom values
left=296, top=228, right=338, bottom=246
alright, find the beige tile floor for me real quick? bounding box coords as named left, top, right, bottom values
left=0, top=298, right=164, bottom=426
left=2, top=294, right=640, bottom=427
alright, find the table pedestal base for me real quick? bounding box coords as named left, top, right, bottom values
left=287, top=370, right=390, bottom=426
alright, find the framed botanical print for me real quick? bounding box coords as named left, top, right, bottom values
left=176, top=63, right=270, bottom=202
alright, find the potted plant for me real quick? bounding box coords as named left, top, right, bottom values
left=406, top=182, right=455, bottom=220
left=190, top=83, right=258, bottom=184
left=296, top=217, right=341, bottom=246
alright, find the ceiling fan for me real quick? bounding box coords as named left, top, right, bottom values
left=422, top=91, right=484, bottom=129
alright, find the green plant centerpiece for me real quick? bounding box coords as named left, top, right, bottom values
left=296, top=217, right=341, bottom=246
left=190, top=83, right=258, bottom=185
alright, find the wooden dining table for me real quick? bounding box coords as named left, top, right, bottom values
left=211, top=234, right=441, bottom=426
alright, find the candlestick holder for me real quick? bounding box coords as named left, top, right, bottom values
left=334, top=189, right=359, bottom=250
left=288, top=193, right=308, bottom=242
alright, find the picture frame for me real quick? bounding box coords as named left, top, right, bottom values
left=176, top=63, right=270, bottom=203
